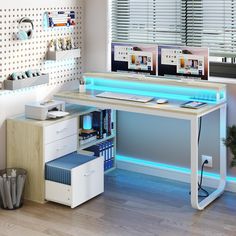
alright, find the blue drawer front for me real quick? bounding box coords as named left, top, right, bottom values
left=45, top=152, right=97, bottom=185
left=45, top=165, right=71, bottom=185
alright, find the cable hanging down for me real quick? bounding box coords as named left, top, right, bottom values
left=190, top=117, right=209, bottom=198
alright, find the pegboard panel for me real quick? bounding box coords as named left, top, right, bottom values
left=0, top=3, right=83, bottom=92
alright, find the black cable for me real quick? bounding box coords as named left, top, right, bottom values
left=189, top=117, right=209, bottom=198
left=197, top=160, right=209, bottom=198
left=198, top=117, right=202, bottom=144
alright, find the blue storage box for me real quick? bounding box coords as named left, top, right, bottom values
left=45, top=152, right=98, bottom=185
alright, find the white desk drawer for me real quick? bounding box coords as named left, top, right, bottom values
left=44, top=118, right=77, bottom=144
left=71, top=156, right=104, bottom=208
left=44, top=135, right=77, bottom=163
left=45, top=181, right=72, bottom=206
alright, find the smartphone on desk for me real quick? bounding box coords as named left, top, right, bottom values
left=181, top=101, right=207, bottom=109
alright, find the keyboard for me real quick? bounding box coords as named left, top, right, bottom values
left=96, top=92, right=154, bottom=103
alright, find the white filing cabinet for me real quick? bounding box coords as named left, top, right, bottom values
left=7, top=106, right=115, bottom=205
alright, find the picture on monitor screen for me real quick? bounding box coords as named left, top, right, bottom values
left=111, top=43, right=158, bottom=75
left=128, top=51, right=153, bottom=71
left=158, top=46, right=209, bottom=80
left=177, top=54, right=204, bottom=76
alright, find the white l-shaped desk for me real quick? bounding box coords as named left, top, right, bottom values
left=55, top=73, right=227, bottom=210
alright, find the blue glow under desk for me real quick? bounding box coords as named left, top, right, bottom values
left=54, top=72, right=227, bottom=210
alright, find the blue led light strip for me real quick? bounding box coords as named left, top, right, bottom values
left=85, top=77, right=222, bottom=103
left=86, top=84, right=217, bottom=104
left=116, top=155, right=236, bottom=182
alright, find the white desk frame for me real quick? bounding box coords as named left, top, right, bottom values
left=54, top=91, right=227, bottom=210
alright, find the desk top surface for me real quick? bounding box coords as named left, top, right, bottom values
left=54, top=90, right=226, bottom=119
left=7, top=104, right=96, bottom=127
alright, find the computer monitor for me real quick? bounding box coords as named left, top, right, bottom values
left=158, top=45, right=209, bottom=80
left=111, top=43, right=158, bottom=75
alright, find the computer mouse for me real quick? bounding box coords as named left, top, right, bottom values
left=156, top=99, right=168, bottom=104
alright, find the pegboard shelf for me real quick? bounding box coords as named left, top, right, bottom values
left=0, top=4, right=83, bottom=85
left=4, top=74, right=49, bottom=90
left=46, top=48, right=81, bottom=61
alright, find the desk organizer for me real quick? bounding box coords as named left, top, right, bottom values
left=4, top=74, right=49, bottom=90
left=47, top=48, right=81, bottom=61
left=45, top=152, right=104, bottom=208
left=83, top=73, right=226, bottom=104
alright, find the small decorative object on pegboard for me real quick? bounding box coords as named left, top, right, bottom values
left=4, top=70, right=49, bottom=90
left=49, top=37, right=76, bottom=52
left=45, top=11, right=76, bottom=28
left=47, top=37, right=80, bottom=61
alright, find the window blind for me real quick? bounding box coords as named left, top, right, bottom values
left=111, top=0, right=184, bottom=45
left=186, top=0, right=236, bottom=57
left=112, top=0, right=236, bottom=58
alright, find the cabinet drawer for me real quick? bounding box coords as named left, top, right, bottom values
left=44, top=135, right=77, bottom=163
left=71, top=156, right=104, bottom=208
left=44, top=118, right=77, bottom=144
left=45, top=181, right=72, bottom=206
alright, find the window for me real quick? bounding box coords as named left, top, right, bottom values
left=111, top=0, right=184, bottom=45
left=111, top=0, right=236, bottom=77
left=186, top=0, right=236, bottom=58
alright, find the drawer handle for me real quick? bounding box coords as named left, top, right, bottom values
left=56, top=128, right=67, bottom=134
left=56, top=145, right=67, bottom=152
left=84, top=170, right=95, bottom=177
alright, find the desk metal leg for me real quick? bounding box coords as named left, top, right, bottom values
left=190, top=104, right=227, bottom=210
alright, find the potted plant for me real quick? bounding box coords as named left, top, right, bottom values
left=223, top=125, right=236, bottom=167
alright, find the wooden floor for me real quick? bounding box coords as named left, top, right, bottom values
left=1, top=169, right=236, bottom=236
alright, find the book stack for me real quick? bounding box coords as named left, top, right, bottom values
left=79, top=130, right=97, bottom=145
left=85, top=140, right=114, bottom=171
left=92, top=109, right=113, bottom=139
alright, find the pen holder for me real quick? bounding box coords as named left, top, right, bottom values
left=79, top=84, right=86, bottom=93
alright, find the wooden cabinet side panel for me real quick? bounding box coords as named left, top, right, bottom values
left=7, top=120, right=44, bottom=203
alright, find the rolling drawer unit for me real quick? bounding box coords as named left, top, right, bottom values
left=45, top=152, right=104, bottom=208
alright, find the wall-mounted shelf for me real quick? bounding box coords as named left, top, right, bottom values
left=4, top=74, right=49, bottom=90
left=47, top=48, right=81, bottom=61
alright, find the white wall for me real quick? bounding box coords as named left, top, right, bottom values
left=84, top=0, right=236, bottom=177
left=84, top=0, right=109, bottom=72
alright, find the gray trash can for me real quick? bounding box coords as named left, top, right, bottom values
left=0, top=168, right=27, bottom=210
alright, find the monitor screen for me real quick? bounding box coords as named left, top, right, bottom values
left=111, top=43, right=158, bottom=75
left=158, top=46, right=209, bottom=80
